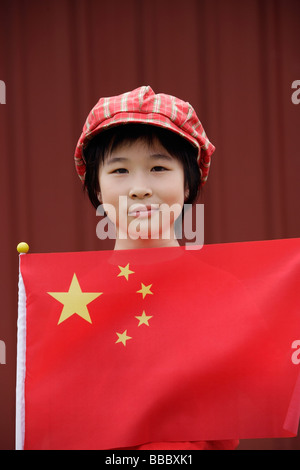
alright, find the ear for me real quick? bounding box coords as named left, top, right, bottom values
left=97, top=191, right=102, bottom=204
left=184, top=187, right=190, bottom=201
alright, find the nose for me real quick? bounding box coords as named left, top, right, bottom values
left=129, top=180, right=153, bottom=199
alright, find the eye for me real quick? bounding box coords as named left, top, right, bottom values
left=112, top=168, right=128, bottom=174
left=151, top=166, right=168, bottom=172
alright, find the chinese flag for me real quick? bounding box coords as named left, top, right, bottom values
left=16, top=239, right=300, bottom=449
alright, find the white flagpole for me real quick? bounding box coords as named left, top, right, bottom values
left=15, top=243, right=29, bottom=450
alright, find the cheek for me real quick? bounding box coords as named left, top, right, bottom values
left=163, top=174, right=185, bottom=205
left=98, top=173, right=116, bottom=202
left=99, top=184, right=128, bottom=229
left=98, top=176, right=117, bottom=223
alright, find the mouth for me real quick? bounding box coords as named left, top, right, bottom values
left=128, top=204, right=160, bottom=218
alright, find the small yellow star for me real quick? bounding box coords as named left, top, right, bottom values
left=136, top=283, right=153, bottom=299
left=115, top=329, right=132, bottom=346
left=117, top=263, right=135, bottom=281
left=135, top=310, right=153, bottom=326
left=48, top=273, right=102, bottom=325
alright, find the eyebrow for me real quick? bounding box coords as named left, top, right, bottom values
left=149, top=153, right=173, bottom=161
left=105, top=153, right=173, bottom=166
left=105, top=156, right=128, bottom=166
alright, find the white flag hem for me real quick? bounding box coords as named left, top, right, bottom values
left=15, top=258, right=27, bottom=450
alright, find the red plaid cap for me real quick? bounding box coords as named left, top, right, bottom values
left=74, top=86, right=215, bottom=185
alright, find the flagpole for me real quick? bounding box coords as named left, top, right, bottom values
left=16, top=242, right=29, bottom=450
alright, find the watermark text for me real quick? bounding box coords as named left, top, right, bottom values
left=291, top=339, right=300, bottom=365
left=96, top=198, right=204, bottom=249
left=291, top=80, right=300, bottom=105
left=0, top=80, right=6, bottom=104
left=0, top=340, right=6, bottom=364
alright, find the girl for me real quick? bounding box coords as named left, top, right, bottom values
left=74, top=85, right=239, bottom=450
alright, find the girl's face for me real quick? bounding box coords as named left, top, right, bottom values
left=98, top=137, right=186, bottom=250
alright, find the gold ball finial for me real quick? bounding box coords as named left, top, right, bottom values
left=17, top=242, right=29, bottom=254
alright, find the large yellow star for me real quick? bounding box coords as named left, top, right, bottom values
left=48, top=273, right=103, bottom=325
left=117, top=263, right=135, bottom=281
left=135, top=310, right=153, bottom=326
left=136, top=283, right=153, bottom=299
left=115, top=329, right=132, bottom=346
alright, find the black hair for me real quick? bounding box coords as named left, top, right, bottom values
left=83, top=123, right=201, bottom=209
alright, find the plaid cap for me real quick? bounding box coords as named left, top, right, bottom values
left=74, top=86, right=215, bottom=185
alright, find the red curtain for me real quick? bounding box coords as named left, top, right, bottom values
left=0, top=0, right=299, bottom=449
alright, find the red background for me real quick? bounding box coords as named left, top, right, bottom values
left=0, top=0, right=299, bottom=449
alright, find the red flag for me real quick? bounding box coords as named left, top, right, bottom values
left=16, top=239, right=300, bottom=449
